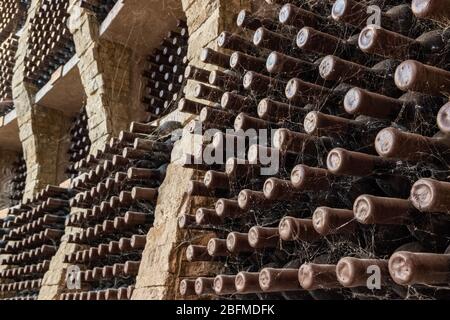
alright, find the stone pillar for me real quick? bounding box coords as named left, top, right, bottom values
left=12, top=0, right=72, bottom=200
left=17, top=108, right=71, bottom=198
left=132, top=0, right=252, bottom=300
left=68, top=1, right=137, bottom=153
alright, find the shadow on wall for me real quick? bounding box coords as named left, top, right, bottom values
left=0, top=166, right=14, bottom=208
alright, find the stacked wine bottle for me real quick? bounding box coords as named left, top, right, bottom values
left=24, top=0, right=75, bottom=89
left=177, top=0, right=450, bottom=299
left=141, top=20, right=189, bottom=119
left=66, top=108, right=92, bottom=179
left=79, top=0, right=119, bottom=23
left=59, top=121, right=177, bottom=300
left=9, top=154, right=26, bottom=205
left=0, top=186, right=75, bottom=300
left=0, top=0, right=30, bottom=44
left=0, top=34, right=18, bottom=117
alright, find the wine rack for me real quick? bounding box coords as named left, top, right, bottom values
left=0, top=34, right=18, bottom=117
left=141, top=20, right=189, bottom=120
left=66, top=107, right=91, bottom=180
left=0, top=0, right=30, bottom=43
left=0, top=186, right=75, bottom=300
left=176, top=0, right=450, bottom=299
left=58, top=120, right=177, bottom=300
left=9, top=154, right=26, bottom=205
left=24, top=0, right=75, bottom=89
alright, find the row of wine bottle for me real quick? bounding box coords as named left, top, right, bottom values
left=58, top=120, right=178, bottom=300
left=176, top=0, right=450, bottom=300
left=9, top=155, right=26, bottom=205
left=141, top=20, right=189, bottom=119
left=24, top=0, right=76, bottom=89
left=0, top=0, right=29, bottom=44
left=0, top=185, right=76, bottom=300
left=0, top=34, right=18, bottom=116
left=66, top=107, right=92, bottom=179
left=0, top=117, right=180, bottom=299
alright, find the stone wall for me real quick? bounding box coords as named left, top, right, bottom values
left=68, top=1, right=146, bottom=154
left=0, top=149, right=17, bottom=209
left=18, top=107, right=72, bottom=195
